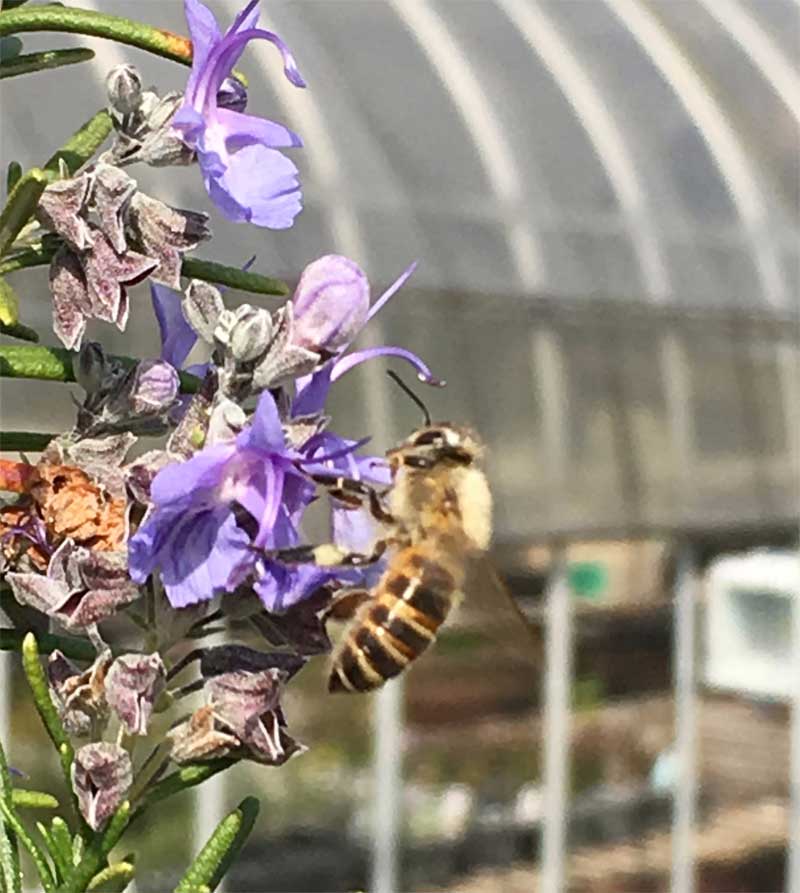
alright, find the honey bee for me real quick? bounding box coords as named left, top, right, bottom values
left=261, top=376, right=536, bottom=692
left=325, top=421, right=492, bottom=693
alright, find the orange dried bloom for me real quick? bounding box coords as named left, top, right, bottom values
left=29, top=463, right=126, bottom=551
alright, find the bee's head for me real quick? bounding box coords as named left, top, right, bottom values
left=388, top=423, right=484, bottom=471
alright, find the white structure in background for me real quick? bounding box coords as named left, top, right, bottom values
left=704, top=550, right=799, bottom=701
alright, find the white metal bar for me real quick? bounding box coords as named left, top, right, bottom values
left=605, top=0, right=788, bottom=310
left=671, top=543, right=698, bottom=893
left=781, top=341, right=800, bottom=893
left=387, top=0, right=546, bottom=291
left=498, top=0, right=670, bottom=303
left=540, top=552, right=572, bottom=893
left=371, top=678, right=405, bottom=893
left=789, top=550, right=800, bottom=893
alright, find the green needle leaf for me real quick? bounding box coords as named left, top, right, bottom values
left=48, top=818, right=74, bottom=880
left=0, top=432, right=55, bottom=452
left=0, top=167, right=48, bottom=259
left=43, top=109, right=112, bottom=178
left=0, top=799, right=56, bottom=892
left=0, top=7, right=193, bottom=65
left=11, top=790, right=59, bottom=810
left=181, top=258, right=289, bottom=297
left=0, top=736, right=22, bottom=893
left=0, top=628, right=97, bottom=661
left=0, top=46, right=94, bottom=79
left=87, top=860, right=135, bottom=892
left=0, top=244, right=289, bottom=299
left=57, top=801, right=130, bottom=893
left=5, top=161, right=22, bottom=193
left=36, top=821, right=67, bottom=885
left=174, top=798, right=259, bottom=893
left=21, top=633, right=74, bottom=786
left=0, top=345, right=200, bottom=394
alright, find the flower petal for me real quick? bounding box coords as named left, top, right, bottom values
left=150, top=444, right=233, bottom=506
left=240, top=389, right=285, bottom=452
left=183, top=0, right=223, bottom=103
left=214, top=143, right=302, bottom=229
left=331, top=346, right=444, bottom=386
left=367, top=260, right=418, bottom=322
left=292, top=365, right=333, bottom=417
left=159, top=507, right=249, bottom=607
left=217, top=108, right=302, bottom=150
left=151, top=283, right=198, bottom=369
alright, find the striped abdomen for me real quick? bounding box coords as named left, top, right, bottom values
left=328, top=548, right=459, bottom=693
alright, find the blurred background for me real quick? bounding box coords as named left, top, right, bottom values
left=1, top=0, right=799, bottom=891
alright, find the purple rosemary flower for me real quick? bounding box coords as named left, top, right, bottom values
left=291, top=256, right=440, bottom=416
left=173, top=0, right=306, bottom=228
left=128, top=389, right=313, bottom=608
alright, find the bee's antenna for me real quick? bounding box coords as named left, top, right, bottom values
left=386, top=370, right=432, bottom=426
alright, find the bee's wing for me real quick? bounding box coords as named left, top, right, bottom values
left=448, top=555, right=543, bottom=669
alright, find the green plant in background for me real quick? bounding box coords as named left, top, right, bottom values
left=0, top=0, right=443, bottom=889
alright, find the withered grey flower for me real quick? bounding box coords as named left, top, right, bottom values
left=215, top=304, right=272, bottom=364
left=36, top=175, right=93, bottom=251
left=167, top=663, right=304, bottom=767
left=84, top=227, right=156, bottom=327
left=248, top=304, right=319, bottom=391
left=92, top=164, right=137, bottom=253
left=106, top=80, right=191, bottom=168
left=7, top=540, right=138, bottom=632
left=47, top=649, right=112, bottom=737
left=208, top=669, right=303, bottom=766
left=181, top=280, right=225, bottom=344
left=48, top=231, right=156, bottom=351
left=125, top=192, right=210, bottom=289
left=106, top=64, right=142, bottom=116
left=168, top=704, right=241, bottom=764
left=72, top=742, right=132, bottom=830
left=50, top=245, right=92, bottom=349
left=106, top=653, right=166, bottom=735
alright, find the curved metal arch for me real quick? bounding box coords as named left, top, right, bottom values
left=261, top=2, right=431, bottom=275
left=497, top=0, right=670, bottom=301
left=242, top=1, right=367, bottom=264
left=605, top=0, right=788, bottom=308
left=696, top=0, right=800, bottom=126
left=387, top=0, right=546, bottom=291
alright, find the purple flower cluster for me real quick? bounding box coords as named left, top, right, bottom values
left=130, top=254, right=437, bottom=612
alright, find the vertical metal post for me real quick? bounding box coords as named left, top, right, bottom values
left=790, top=554, right=800, bottom=893
left=531, top=326, right=573, bottom=891
left=371, top=678, right=404, bottom=893
left=671, top=543, right=698, bottom=893
left=781, top=341, right=800, bottom=893
left=361, top=318, right=403, bottom=893
left=660, top=332, right=694, bottom=515
left=530, top=329, right=568, bottom=517
left=540, top=552, right=572, bottom=893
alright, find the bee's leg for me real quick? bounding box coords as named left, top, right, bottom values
left=309, top=473, right=395, bottom=525
left=257, top=538, right=388, bottom=569
left=322, top=589, right=372, bottom=623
